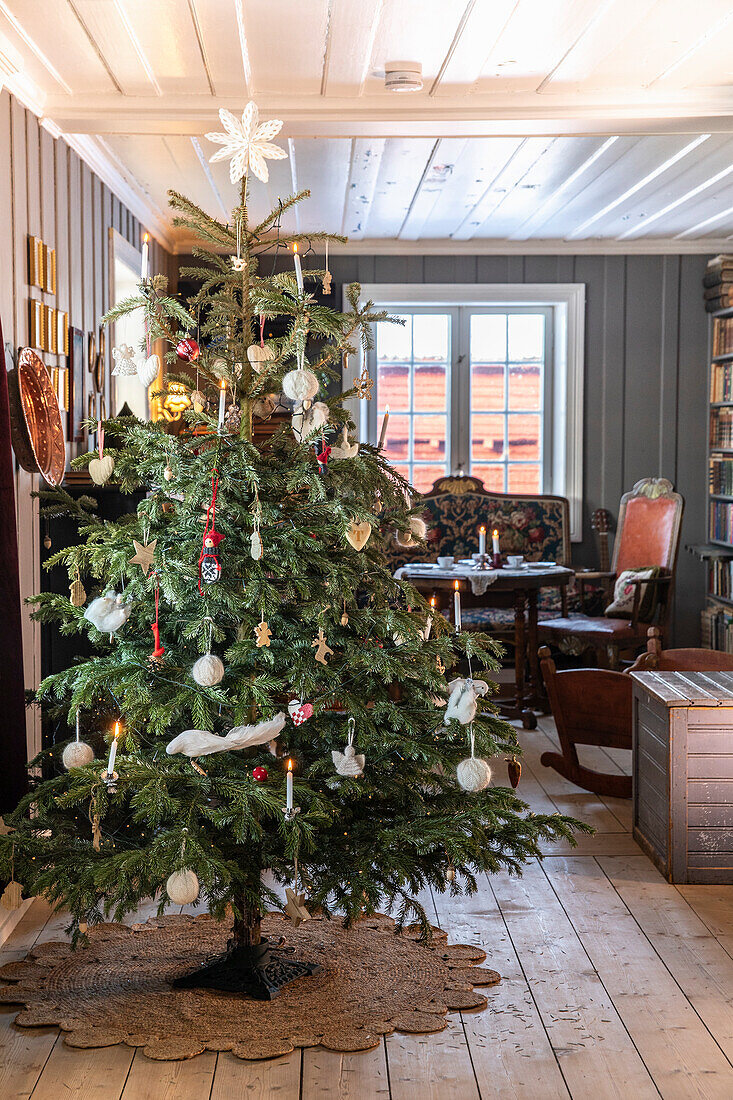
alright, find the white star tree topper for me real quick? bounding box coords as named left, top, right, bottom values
left=205, top=101, right=288, bottom=184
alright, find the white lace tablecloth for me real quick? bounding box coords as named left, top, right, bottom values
left=394, top=562, right=568, bottom=596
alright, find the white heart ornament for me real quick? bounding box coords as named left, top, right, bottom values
left=137, top=353, right=160, bottom=387
left=247, top=344, right=276, bottom=374
left=89, top=455, right=115, bottom=485
left=346, top=520, right=371, bottom=551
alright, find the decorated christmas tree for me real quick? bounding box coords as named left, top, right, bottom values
left=0, top=103, right=585, bottom=998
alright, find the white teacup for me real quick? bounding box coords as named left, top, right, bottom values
left=437, top=556, right=454, bottom=568
left=507, top=555, right=525, bottom=568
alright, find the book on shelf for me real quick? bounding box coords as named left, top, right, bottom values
left=710, top=499, right=733, bottom=543
left=701, top=603, right=733, bottom=652
left=709, top=557, right=733, bottom=598
left=712, top=315, right=733, bottom=356
left=709, top=454, right=733, bottom=494
left=710, top=407, right=733, bottom=446
left=709, top=361, right=733, bottom=401
left=704, top=268, right=733, bottom=289
left=704, top=284, right=733, bottom=301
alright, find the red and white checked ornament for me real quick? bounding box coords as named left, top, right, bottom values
left=288, top=699, right=313, bottom=727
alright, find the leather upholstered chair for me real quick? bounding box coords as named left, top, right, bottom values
left=539, top=477, right=684, bottom=668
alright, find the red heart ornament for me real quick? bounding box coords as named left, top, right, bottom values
left=288, top=700, right=313, bottom=726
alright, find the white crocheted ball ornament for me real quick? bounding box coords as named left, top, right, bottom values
left=409, top=516, right=427, bottom=540
left=456, top=756, right=492, bottom=792
left=191, top=654, right=225, bottom=687
left=282, top=368, right=319, bottom=403
left=62, top=741, right=94, bottom=769
left=166, top=869, right=200, bottom=905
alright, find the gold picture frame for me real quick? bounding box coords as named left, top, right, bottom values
left=29, top=299, right=43, bottom=348
left=28, top=236, right=44, bottom=289
left=45, top=305, right=56, bottom=353
left=57, top=310, right=69, bottom=356
left=43, top=245, right=56, bottom=294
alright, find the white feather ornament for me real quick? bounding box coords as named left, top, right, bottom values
left=282, top=368, right=319, bottom=404
left=84, top=593, right=132, bottom=634
left=443, top=678, right=490, bottom=726
left=253, top=393, right=277, bottom=419
left=191, top=654, right=225, bottom=687
left=165, top=712, right=286, bottom=758
left=297, top=401, right=329, bottom=439
left=166, top=869, right=199, bottom=905
left=137, top=353, right=160, bottom=387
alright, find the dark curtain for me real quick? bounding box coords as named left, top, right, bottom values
left=0, top=322, right=29, bottom=811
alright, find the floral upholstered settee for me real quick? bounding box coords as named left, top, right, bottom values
left=390, top=475, right=572, bottom=630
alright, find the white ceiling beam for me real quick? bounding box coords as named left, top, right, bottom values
left=41, top=92, right=733, bottom=138
left=0, top=0, right=71, bottom=92
left=535, top=0, right=617, bottom=93
left=399, top=138, right=467, bottom=239
left=190, top=135, right=227, bottom=219
left=340, top=137, right=386, bottom=238
left=112, top=0, right=161, bottom=96
left=428, top=0, right=477, bottom=96
left=233, top=0, right=252, bottom=96
left=647, top=9, right=733, bottom=87
left=618, top=161, right=733, bottom=239
left=676, top=204, right=733, bottom=239
left=567, top=133, right=710, bottom=238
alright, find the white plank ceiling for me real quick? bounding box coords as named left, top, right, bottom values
left=3, top=0, right=733, bottom=252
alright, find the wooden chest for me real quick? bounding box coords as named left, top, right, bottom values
left=631, top=671, right=733, bottom=884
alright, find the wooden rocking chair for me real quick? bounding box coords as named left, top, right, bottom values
left=538, top=645, right=632, bottom=798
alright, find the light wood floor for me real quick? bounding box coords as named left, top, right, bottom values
left=2, top=716, right=733, bottom=1100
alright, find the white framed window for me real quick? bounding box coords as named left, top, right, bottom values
left=345, top=284, right=585, bottom=541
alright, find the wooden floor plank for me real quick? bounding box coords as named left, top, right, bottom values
left=601, top=855, right=733, bottom=1064
left=302, top=1044, right=390, bottom=1098
left=675, top=885, right=733, bottom=960
left=533, top=718, right=631, bottom=831
left=386, top=1016, right=479, bottom=1100
left=490, top=860, right=659, bottom=1099
left=28, top=1038, right=134, bottom=1100
left=515, top=726, right=627, bottom=833
left=431, top=878, right=570, bottom=1099
left=209, top=1051, right=300, bottom=1099
left=547, top=856, right=733, bottom=1097
left=121, top=1049, right=217, bottom=1099
left=0, top=1008, right=57, bottom=1100
left=537, top=832, right=643, bottom=858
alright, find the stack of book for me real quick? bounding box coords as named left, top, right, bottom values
left=701, top=604, right=733, bottom=651
left=704, top=255, right=733, bottom=313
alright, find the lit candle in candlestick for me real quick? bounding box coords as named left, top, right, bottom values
left=453, top=580, right=461, bottom=632
left=292, top=243, right=304, bottom=294
left=479, top=525, right=486, bottom=556
left=492, top=528, right=500, bottom=556
left=217, top=379, right=227, bottom=430
left=425, top=594, right=436, bottom=640
left=141, top=233, right=149, bottom=279
left=106, top=721, right=120, bottom=777
left=378, top=404, right=390, bottom=450
left=286, top=758, right=294, bottom=811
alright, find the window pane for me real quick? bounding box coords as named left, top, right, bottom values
left=377, top=316, right=411, bottom=361
left=471, top=414, right=505, bottom=461
left=412, top=465, right=444, bottom=493
left=383, top=414, right=410, bottom=463
left=413, top=415, right=447, bottom=462
left=414, top=364, right=446, bottom=411
left=471, top=314, right=507, bottom=361
left=508, top=364, right=541, bottom=410
left=508, top=464, right=541, bottom=493
left=392, top=464, right=410, bottom=484
left=471, top=464, right=505, bottom=492
left=471, top=363, right=505, bottom=411
left=507, top=413, right=541, bottom=460
left=413, top=314, right=449, bottom=361
left=378, top=363, right=410, bottom=411
left=508, top=314, right=544, bottom=361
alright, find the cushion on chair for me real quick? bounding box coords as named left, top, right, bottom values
left=604, top=567, right=661, bottom=618
left=462, top=606, right=561, bottom=630
left=539, top=615, right=649, bottom=644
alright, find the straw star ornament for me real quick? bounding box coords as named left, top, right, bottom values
left=206, top=102, right=288, bottom=184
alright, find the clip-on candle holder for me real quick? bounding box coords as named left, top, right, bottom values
left=473, top=553, right=491, bottom=571
left=282, top=806, right=301, bottom=822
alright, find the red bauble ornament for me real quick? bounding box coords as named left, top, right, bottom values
left=252, top=766, right=268, bottom=782
left=176, top=338, right=200, bottom=363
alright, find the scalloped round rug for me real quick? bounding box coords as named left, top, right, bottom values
left=0, top=912, right=500, bottom=1061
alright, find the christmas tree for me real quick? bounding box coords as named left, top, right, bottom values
left=0, top=103, right=585, bottom=998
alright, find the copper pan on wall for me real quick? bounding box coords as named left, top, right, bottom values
left=8, top=348, right=66, bottom=486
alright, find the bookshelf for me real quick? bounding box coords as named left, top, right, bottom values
left=703, top=297, right=733, bottom=649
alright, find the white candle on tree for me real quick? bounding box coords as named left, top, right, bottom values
left=218, top=380, right=227, bottom=430
left=286, top=759, right=294, bottom=811
left=292, top=243, right=304, bottom=294
left=453, top=580, right=462, bottom=632
left=479, top=525, right=486, bottom=556
left=378, top=405, right=390, bottom=450
left=107, top=721, right=121, bottom=776
left=141, top=233, right=149, bottom=279
left=425, top=594, right=436, bottom=640
left=492, top=528, right=500, bottom=556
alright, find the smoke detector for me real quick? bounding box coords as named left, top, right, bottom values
left=384, top=61, right=423, bottom=93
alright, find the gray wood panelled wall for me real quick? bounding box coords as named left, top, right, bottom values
left=0, top=88, right=174, bottom=756
left=301, top=251, right=709, bottom=645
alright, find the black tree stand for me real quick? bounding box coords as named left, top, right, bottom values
left=172, top=894, right=322, bottom=1000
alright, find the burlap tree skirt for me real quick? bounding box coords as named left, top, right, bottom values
left=0, top=912, right=500, bottom=1061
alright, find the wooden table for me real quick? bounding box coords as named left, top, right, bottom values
left=631, top=670, right=733, bottom=884
left=396, top=563, right=574, bottom=729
